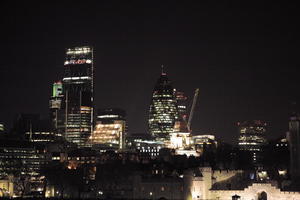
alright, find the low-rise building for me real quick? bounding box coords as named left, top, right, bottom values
left=0, top=176, right=13, bottom=197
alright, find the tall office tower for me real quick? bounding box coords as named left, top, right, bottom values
left=49, top=81, right=64, bottom=138
left=148, top=68, right=178, bottom=142
left=287, top=114, right=300, bottom=178
left=63, top=46, right=94, bottom=148
left=90, top=108, right=126, bottom=150
left=173, top=90, right=189, bottom=133
left=175, top=90, right=188, bottom=121
left=238, top=120, right=267, bottom=164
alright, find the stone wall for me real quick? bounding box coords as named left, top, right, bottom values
left=209, top=183, right=300, bottom=200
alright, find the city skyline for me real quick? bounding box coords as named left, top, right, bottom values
left=1, top=1, right=300, bottom=144
left=1, top=2, right=300, bottom=199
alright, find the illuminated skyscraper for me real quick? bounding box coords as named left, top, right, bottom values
left=148, top=68, right=178, bottom=142
left=49, top=81, right=64, bottom=138
left=287, top=114, right=300, bottom=178
left=175, top=90, right=188, bottom=122
left=172, top=90, right=190, bottom=137
left=63, top=46, right=94, bottom=148
left=90, top=108, right=126, bottom=150
left=238, top=120, right=267, bottom=164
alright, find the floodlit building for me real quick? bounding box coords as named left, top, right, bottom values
left=238, top=120, right=267, bottom=164
left=0, top=177, right=13, bottom=197
left=167, top=90, right=201, bottom=156
left=63, top=46, right=94, bottom=148
left=169, top=121, right=192, bottom=150
left=90, top=108, right=126, bottom=150
left=287, top=114, right=300, bottom=179
left=169, top=131, right=191, bottom=150
left=148, top=68, right=178, bottom=142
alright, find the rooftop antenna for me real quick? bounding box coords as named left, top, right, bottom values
left=29, top=121, right=33, bottom=141
left=161, top=65, right=166, bottom=75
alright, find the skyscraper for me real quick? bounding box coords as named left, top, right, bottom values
left=175, top=90, right=188, bottom=122
left=287, top=114, right=300, bottom=178
left=49, top=81, right=64, bottom=138
left=238, top=120, right=267, bottom=164
left=173, top=90, right=189, bottom=133
left=148, top=68, right=178, bottom=142
left=62, top=46, right=94, bottom=148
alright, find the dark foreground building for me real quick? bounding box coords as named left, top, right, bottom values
left=288, top=114, right=300, bottom=179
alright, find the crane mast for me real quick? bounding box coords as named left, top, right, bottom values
left=187, top=88, right=199, bottom=132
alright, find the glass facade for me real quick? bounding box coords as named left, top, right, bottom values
left=63, top=46, right=94, bottom=148
left=148, top=71, right=178, bottom=142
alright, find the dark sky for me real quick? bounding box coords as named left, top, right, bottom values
left=1, top=1, right=299, bottom=144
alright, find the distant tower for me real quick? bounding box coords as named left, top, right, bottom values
left=148, top=67, right=178, bottom=142
left=287, top=113, right=300, bottom=178
left=175, top=90, right=188, bottom=122
left=49, top=81, right=64, bottom=138
left=63, top=46, right=94, bottom=148
left=173, top=90, right=189, bottom=132
left=238, top=120, right=267, bottom=164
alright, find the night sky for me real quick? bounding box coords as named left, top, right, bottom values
left=1, top=1, right=299, bottom=144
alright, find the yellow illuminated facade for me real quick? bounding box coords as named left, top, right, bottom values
left=169, top=121, right=192, bottom=149
left=90, top=120, right=125, bottom=150
left=0, top=177, right=13, bottom=197
left=168, top=121, right=198, bottom=157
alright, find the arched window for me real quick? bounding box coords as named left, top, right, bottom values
left=258, top=191, right=267, bottom=200
left=232, top=194, right=241, bottom=200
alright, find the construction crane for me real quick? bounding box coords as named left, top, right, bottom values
left=187, top=88, right=199, bottom=132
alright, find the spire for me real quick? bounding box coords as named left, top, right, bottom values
left=161, top=65, right=166, bottom=75
left=29, top=121, right=32, bottom=141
